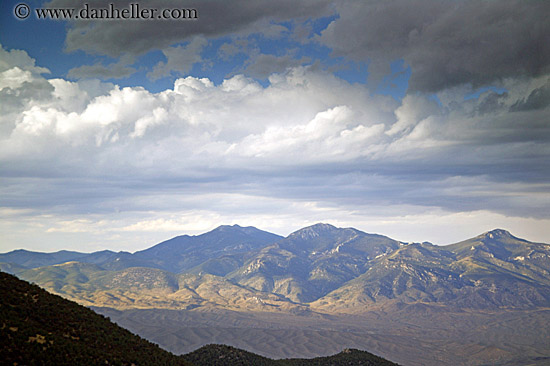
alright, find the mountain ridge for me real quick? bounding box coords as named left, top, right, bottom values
left=1, top=225, right=540, bottom=266
left=0, top=224, right=283, bottom=275
left=2, top=224, right=549, bottom=313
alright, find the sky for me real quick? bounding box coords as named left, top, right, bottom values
left=1, top=0, right=549, bottom=253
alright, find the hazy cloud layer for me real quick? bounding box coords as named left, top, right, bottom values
left=1, top=42, right=549, bottom=250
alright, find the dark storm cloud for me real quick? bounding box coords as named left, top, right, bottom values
left=320, top=0, right=550, bottom=92
left=510, top=82, right=550, bottom=112
left=473, top=92, right=508, bottom=116
left=46, top=0, right=334, bottom=57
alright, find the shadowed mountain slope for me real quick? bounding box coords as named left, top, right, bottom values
left=128, top=224, right=283, bottom=274
left=0, top=271, right=193, bottom=366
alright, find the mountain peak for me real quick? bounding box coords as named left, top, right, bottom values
left=307, top=223, right=338, bottom=231
left=212, top=224, right=248, bottom=232
left=209, top=224, right=272, bottom=236
left=215, top=224, right=244, bottom=229
left=482, top=229, right=513, bottom=240
left=289, top=223, right=339, bottom=239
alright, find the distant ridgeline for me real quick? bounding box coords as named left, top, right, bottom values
left=2, top=224, right=550, bottom=312
left=0, top=271, right=399, bottom=366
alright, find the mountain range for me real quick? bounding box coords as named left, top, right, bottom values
left=2, top=224, right=549, bottom=312
left=2, top=223, right=550, bottom=365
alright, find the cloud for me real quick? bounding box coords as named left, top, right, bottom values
left=41, top=1, right=333, bottom=84
left=147, top=37, right=208, bottom=80
left=218, top=40, right=248, bottom=60
left=0, top=45, right=50, bottom=75
left=232, top=106, right=385, bottom=161
left=1, top=44, right=550, bottom=251
left=241, top=51, right=311, bottom=79
left=47, top=0, right=333, bottom=57
left=319, top=0, right=550, bottom=92
left=386, top=94, right=441, bottom=136
left=510, top=81, right=550, bottom=112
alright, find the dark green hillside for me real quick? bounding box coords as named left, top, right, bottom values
left=183, top=344, right=276, bottom=365
left=285, top=348, right=400, bottom=365
left=0, top=271, right=193, bottom=366
left=183, top=344, right=399, bottom=366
